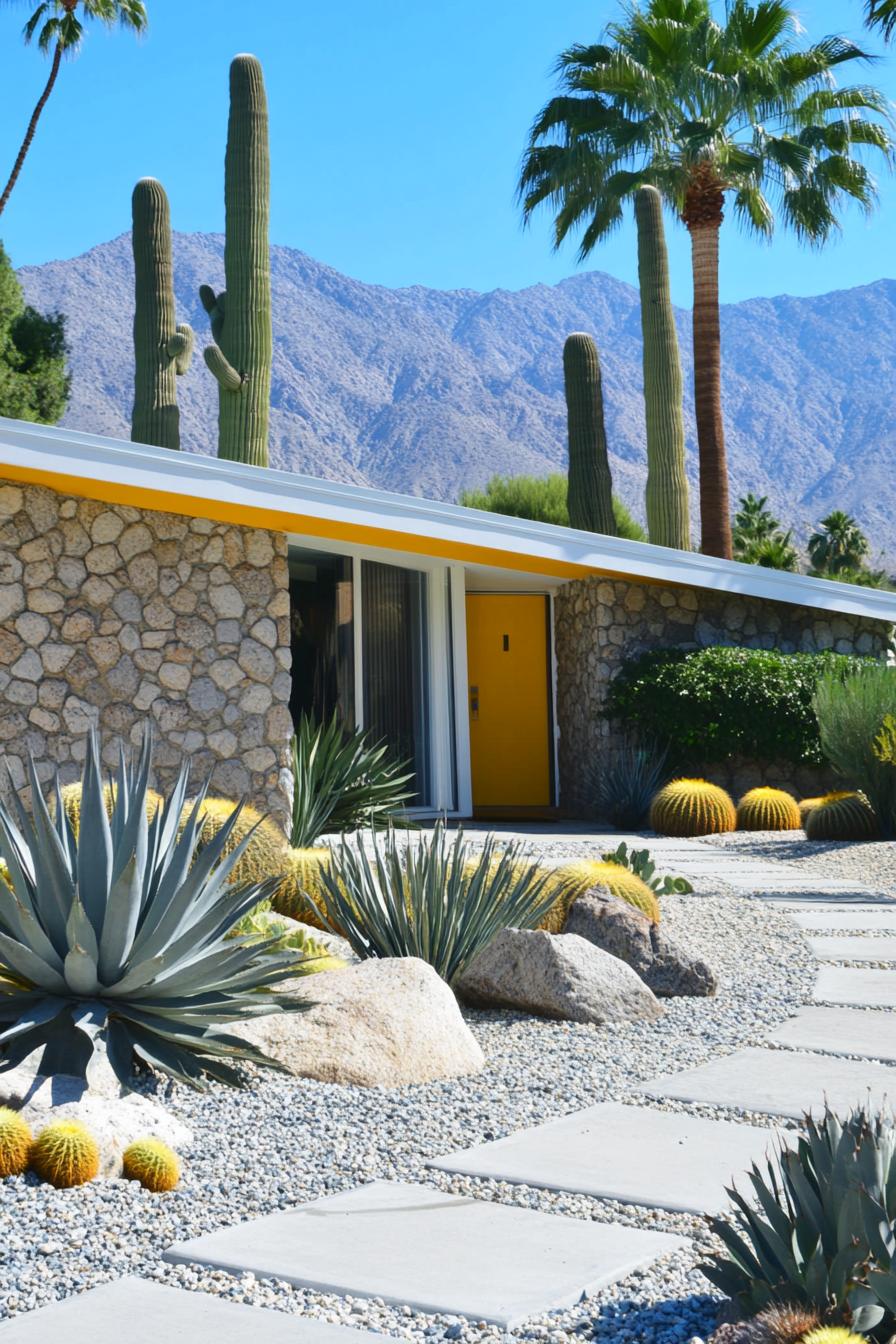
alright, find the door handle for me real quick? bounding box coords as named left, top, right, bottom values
left=469, top=685, right=479, bottom=719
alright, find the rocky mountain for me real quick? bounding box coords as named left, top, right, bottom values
left=17, top=232, right=896, bottom=561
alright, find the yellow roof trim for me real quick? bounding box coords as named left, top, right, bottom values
left=2, top=461, right=607, bottom=581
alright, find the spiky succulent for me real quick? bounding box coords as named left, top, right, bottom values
left=0, top=1106, right=31, bottom=1177
left=30, top=1119, right=99, bottom=1188
left=0, top=729, right=306, bottom=1090
left=122, top=1136, right=181, bottom=1192
left=703, top=1103, right=896, bottom=1340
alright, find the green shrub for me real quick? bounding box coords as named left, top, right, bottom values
left=702, top=1103, right=896, bottom=1339
left=606, top=646, right=871, bottom=767
left=318, top=821, right=563, bottom=985
left=458, top=472, right=647, bottom=541
left=290, top=713, right=415, bottom=848
left=814, top=662, right=896, bottom=837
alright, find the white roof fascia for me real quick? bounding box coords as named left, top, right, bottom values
left=1, top=415, right=895, bottom=624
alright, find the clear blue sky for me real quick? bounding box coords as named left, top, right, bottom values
left=0, top=0, right=894, bottom=306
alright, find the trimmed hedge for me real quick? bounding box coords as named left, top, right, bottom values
left=605, top=646, right=871, bottom=767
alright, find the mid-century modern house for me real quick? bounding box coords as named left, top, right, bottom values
left=1, top=416, right=894, bottom=826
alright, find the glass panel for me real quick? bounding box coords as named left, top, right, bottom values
left=362, top=560, right=431, bottom=807
left=288, top=550, right=354, bottom=730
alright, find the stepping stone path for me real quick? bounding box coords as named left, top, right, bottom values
left=814, top=966, right=896, bottom=1007
left=429, top=1101, right=777, bottom=1215
left=809, top=935, right=896, bottom=963
left=163, top=1180, right=686, bottom=1329
left=22, top=831, right=895, bottom=1338
left=0, top=1278, right=385, bottom=1344
left=768, top=1006, right=896, bottom=1063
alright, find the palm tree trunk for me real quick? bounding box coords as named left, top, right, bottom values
left=0, top=41, right=64, bottom=219
left=688, top=220, right=733, bottom=559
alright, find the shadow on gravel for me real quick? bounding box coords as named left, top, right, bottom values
left=590, top=1291, right=719, bottom=1343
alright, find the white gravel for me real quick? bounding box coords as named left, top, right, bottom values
left=0, top=841, right=819, bottom=1344
left=698, top=829, right=896, bottom=897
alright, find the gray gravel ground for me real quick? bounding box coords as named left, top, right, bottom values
left=0, top=853, right=818, bottom=1344
left=698, top=829, right=896, bottom=896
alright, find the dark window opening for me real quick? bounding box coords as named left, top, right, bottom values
left=288, top=550, right=354, bottom=731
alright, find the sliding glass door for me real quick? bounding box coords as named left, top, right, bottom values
left=361, top=560, right=431, bottom=808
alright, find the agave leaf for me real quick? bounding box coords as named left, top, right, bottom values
left=0, top=885, right=65, bottom=975
left=0, top=995, right=66, bottom=1042
left=0, top=929, right=68, bottom=992
left=97, top=854, right=142, bottom=986
left=76, top=730, right=114, bottom=935
left=864, top=1270, right=896, bottom=1316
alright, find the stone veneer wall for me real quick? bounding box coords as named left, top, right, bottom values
left=554, top=575, right=894, bottom=815
left=0, top=479, right=293, bottom=825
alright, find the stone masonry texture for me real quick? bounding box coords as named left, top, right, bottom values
left=554, top=575, right=894, bottom=815
left=0, top=479, right=293, bottom=826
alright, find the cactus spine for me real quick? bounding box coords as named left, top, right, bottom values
left=131, top=178, right=194, bottom=450
left=0, top=1107, right=31, bottom=1178
left=30, top=1120, right=99, bottom=1188
left=122, top=1137, right=181, bottom=1192
left=736, top=787, right=801, bottom=832
left=635, top=186, right=690, bottom=550
left=201, top=54, right=272, bottom=466
left=563, top=333, right=617, bottom=536
left=649, top=778, right=736, bottom=837
left=804, top=791, right=878, bottom=841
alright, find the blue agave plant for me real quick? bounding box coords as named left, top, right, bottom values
left=0, top=729, right=305, bottom=1089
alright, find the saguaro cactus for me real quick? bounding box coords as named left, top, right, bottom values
left=563, top=332, right=617, bottom=536
left=635, top=185, right=690, bottom=550
left=200, top=54, right=272, bottom=466
left=131, top=178, right=193, bottom=451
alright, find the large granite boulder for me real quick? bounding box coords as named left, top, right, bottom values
left=0, top=1061, right=193, bottom=1179
left=455, top=927, right=663, bottom=1025
left=239, top=956, right=485, bottom=1086
left=565, top=887, right=717, bottom=998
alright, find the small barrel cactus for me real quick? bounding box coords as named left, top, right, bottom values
left=189, top=797, right=289, bottom=892
left=59, top=781, right=163, bottom=836
left=800, top=1330, right=865, bottom=1344
left=30, top=1120, right=100, bottom=1188
left=804, top=791, right=878, bottom=841
left=650, top=779, right=736, bottom=837
left=122, top=1137, right=181, bottom=1192
left=272, top=846, right=334, bottom=927
left=736, top=787, right=801, bottom=832
left=538, top=858, right=661, bottom=931
left=798, top=796, right=825, bottom=826
left=0, top=1107, right=32, bottom=1178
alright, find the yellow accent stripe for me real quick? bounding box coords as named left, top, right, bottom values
left=1, top=462, right=649, bottom=582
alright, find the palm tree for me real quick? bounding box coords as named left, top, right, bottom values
left=808, top=509, right=871, bottom=575
left=518, top=0, right=892, bottom=559
left=0, top=0, right=147, bottom=218
left=732, top=492, right=783, bottom=555
left=866, top=1, right=896, bottom=40
left=738, top=532, right=800, bottom=570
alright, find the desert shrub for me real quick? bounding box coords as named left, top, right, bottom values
left=458, top=472, right=647, bottom=541
left=319, top=821, right=562, bottom=984
left=814, top=662, right=896, bottom=837
left=290, top=713, right=414, bottom=848
left=703, top=1104, right=896, bottom=1340
left=607, top=646, right=871, bottom=767
left=590, top=734, right=670, bottom=828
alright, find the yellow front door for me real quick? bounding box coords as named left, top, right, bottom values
left=465, top=593, right=552, bottom=809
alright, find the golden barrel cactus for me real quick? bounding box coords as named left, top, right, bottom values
left=59, top=781, right=163, bottom=834
left=189, top=797, right=289, bottom=894
left=736, top=787, right=801, bottom=832
left=539, top=859, right=660, bottom=931
left=30, top=1120, right=100, bottom=1188
left=272, top=846, right=334, bottom=927
left=804, top=791, right=878, bottom=842
left=798, top=796, right=825, bottom=826
left=122, top=1137, right=181, bottom=1192
left=0, top=1107, right=31, bottom=1178
left=649, top=779, right=736, bottom=837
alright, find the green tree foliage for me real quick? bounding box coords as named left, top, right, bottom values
left=606, top=646, right=871, bottom=767
left=518, top=0, right=892, bottom=561
left=866, top=0, right=896, bottom=39
left=808, top=510, right=871, bottom=575
left=732, top=494, right=800, bottom=570
left=815, top=662, right=896, bottom=836
left=459, top=472, right=646, bottom=541
left=0, top=241, right=69, bottom=423
left=0, top=1, right=147, bottom=218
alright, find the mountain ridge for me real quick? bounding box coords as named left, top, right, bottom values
left=17, top=231, right=896, bottom=561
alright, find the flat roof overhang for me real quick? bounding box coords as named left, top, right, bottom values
left=2, top=416, right=895, bottom=624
